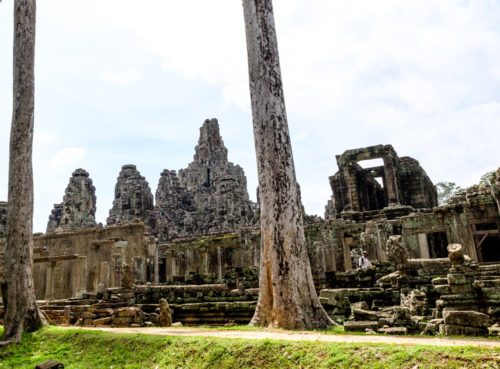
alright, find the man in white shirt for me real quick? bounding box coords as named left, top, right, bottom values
left=358, top=250, right=372, bottom=268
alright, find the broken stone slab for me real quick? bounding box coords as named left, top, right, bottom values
left=377, top=327, right=407, bottom=335
left=116, top=307, right=140, bottom=317
left=443, top=310, right=490, bottom=328
left=431, top=277, right=448, bottom=286
left=81, top=311, right=97, bottom=320
left=93, top=317, right=113, bottom=326
left=488, top=326, right=500, bottom=337
left=352, top=308, right=378, bottom=321
left=439, top=324, right=489, bottom=337
left=343, top=321, right=379, bottom=332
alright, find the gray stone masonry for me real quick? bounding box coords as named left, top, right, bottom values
left=155, top=118, right=255, bottom=240
left=107, top=164, right=155, bottom=229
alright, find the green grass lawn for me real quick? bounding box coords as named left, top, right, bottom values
left=0, top=326, right=499, bottom=368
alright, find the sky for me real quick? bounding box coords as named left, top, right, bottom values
left=1, top=1, right=499, bottom=233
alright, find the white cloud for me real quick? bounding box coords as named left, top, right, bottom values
left=49, top=147, right=87, bottom=170
left=101, top=69, right=142, bottom=85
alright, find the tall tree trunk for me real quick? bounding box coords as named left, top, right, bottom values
left=242, top=0, right=333, bottom=329
left=1, top=0, right=45, bottom=345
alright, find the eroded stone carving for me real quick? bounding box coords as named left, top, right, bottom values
left=107, top=164, right=155, bottom=228
left=386, top=235, right=409, bottom=267
left=158, top=298, right=173, bottom=327
left=48, top=169, right=97, bottom=232
left=155, top=118, right=255, bottom=240
left=0, top=201, right=7, bottom=239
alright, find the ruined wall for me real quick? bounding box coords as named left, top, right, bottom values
left=155, top=118, right=255, bottom=240
left=107, top=164, right=155, bottom=228
left=326, top=145, right=437, bottom=217
left=398, top=156, right=437, bottom=209
left=33, top=222, right=153, bottom=300
left=47, top=169, right=97, bottom=232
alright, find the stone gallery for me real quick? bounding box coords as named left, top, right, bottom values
left=0, top=118, right=499, bottom=335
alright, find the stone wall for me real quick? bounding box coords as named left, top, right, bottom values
left=32, top=222, right=154, bottom=300
left=327, top=145, right=437, bottom=217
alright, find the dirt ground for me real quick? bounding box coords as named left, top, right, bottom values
left=71, top=326, right=500, bottom=348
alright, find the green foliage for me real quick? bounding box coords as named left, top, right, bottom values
left=479, top=171, right=495, bottom=186
left=1, top=326, right=500, bottom=368
left=436, top=181, right=461, bottom=205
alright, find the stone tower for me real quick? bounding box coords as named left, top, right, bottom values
left=107, top=164, right=155, bottom=228
left=46, top=168, right=97, bottom=232
left=155, top=118, right=255, bottom=240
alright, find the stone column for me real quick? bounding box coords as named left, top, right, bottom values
left=383, top=156, right=399, bottom=204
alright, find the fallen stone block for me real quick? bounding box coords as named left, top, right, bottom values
left=377, top=327, right=407, bottom=335
left=443, top=310, right=490, bottom=328
left=343, top=321, right=379, bottom=332
left=439, top=324, right=488, bottom=337
left=93, top=317, right=113, bottom=326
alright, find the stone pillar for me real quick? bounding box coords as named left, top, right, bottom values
left=199, top=249, right=208, bottom=275
left=45, top=262, right=55, bottom=300
left=383, top=156, right=399, bottom=204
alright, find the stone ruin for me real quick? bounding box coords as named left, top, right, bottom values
left=325, top=144, right=437, bottom=220
left=107, top=164, right=155, bottom=229
left=1, top=133, right=500, bottom=336
left=47, top=168, right=97, bottom=232
left=155, top=118, right=255, bottom=240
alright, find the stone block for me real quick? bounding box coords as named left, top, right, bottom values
left=432, top=277, right=448, bottom=286
left=449, top=284, right=473, bottom=294
left=113, top=316, right=133, bottom=326
left=439, top=324, right=489, bottom=337
left=94, top=317, right=113, bottom=326
left=83, top=319, right=94, bottom=327
left=352, top=308, right=378, bottom=321
left=447, top=273, right=468, bottom=285
left=343, top=321, right=379, bottom=332
left=443, top=310, right=490, bottom=328
left=377, top=327, right=407, bottom=335
left=116, top=307, right=139, bottom=317
left=393, top=306, right=410, bottom=322
left=81, top=312, right=97, bottom=320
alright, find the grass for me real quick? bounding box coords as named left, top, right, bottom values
left=0, top=326, right=499, bottom=368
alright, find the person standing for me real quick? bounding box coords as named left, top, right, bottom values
left=358, top=251, right=372, bottom=268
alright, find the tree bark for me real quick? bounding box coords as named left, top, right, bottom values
left=1, top=0, right=45, bottom=345
left=242, top=0, right=333, bottom=329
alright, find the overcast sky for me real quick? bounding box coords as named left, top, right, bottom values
left=1, top=1, right=499, bottom=233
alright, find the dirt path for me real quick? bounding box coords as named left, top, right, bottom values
left=70, top=326, right=500, bottom=348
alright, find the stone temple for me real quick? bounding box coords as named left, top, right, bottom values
left=1, top=120, right=500, bottom=336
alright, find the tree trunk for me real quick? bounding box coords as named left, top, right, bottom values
left=242, top=0, right=333, bottom=329
left=1, top=0, right=45, bottom=345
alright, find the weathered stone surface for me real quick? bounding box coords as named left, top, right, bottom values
left=158, top=298, right=173, bottom=327
left=155, top=119, right=255, bottom=240
left=46, top=203, right=63, bottom=233
left=325, top=145, right=436, bottom=216
left=352, top=308, right=378, bottom=321
left=94, top=317, right=113, bottom=326
left=401, top=290, right=428, bottom=316
left=116, top=307, right=139, bottom=317
left=378, top=327, right=407, bottom=335
left=107, top=164, right=155, bottom=228
left=344, top=321, right=379, bottom=332
left=47, top=169, right=97, bottom=232
left=81, top=311, right=97, bottom=320
left=439, top=324, right=489, bottom=336
left=447, top=244, right=468, bottom=267
left=386, top=235, right=408, bottom=267
left=443, top=311, right=490, bottom=328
